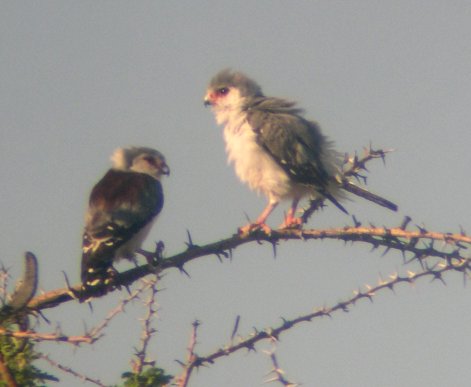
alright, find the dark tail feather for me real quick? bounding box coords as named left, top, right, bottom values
left=343, top=182, right=398, bottom=212
left=324, top=192, right=349, bottom=215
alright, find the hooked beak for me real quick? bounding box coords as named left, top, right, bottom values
left=203, top=92, right=213, bottom=107
left=161, top=163, right=170, bottom=176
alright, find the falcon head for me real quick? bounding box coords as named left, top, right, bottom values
left=204, top=69, right=264, bottom=111
left=111, top=147, right=170, bottom=180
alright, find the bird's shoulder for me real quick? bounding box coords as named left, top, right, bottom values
left=84, top=169, right=163, bottom=248
left=244, top=97, right=330, bottom=186
left=245, top=97, right=325, bottom=153
left=89, top=169, right=163, bottom=215
left=245, top=96, right=304, bottom=117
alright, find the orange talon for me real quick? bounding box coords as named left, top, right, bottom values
left=280, top=216, right=303, bottom=230
left=238, top=222, right=272, bottom=236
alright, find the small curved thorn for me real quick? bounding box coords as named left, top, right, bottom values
left=400, top=216, right=412, bottom=230
left=37, top=309, right=51, bottom=324
left=178, top=264, right=191, bottom=278
left=352, top=215, right=361, bottom=227
left=416, top=224, right=427, bottom=234
left=271, top=241, right=277, bottom=258
left=230, top=315, right=240, bottom=340
left=185, top=229, right=195, bottom=249
left=61, top=271, right=79, bottom=300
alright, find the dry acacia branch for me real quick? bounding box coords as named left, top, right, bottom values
left=0, top=327, right=95, bottom=345
left=301, top=145, right=395, bottom=222
left=132, top=277, right=159, bottom=374
left=263, top=339, right=299, bottom=386
left=177, top=258, right=460, bottom=376
left=0, top=281, right=151, bottom=348
left=39, top=354, right=106, bottom=387
left=86, top=281, right=149, bottom=340
left=23, top=222, right=471, bottom=314
left=175, top=320, right=200, bottom=387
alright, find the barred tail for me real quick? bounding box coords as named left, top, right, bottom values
left=80, top=252, right=115, bottom=302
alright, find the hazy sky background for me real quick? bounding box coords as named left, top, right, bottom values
left=1, top=1, right=471, bottom=386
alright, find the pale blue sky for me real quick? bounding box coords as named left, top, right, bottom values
left=1, top=1, right=471, bottom=386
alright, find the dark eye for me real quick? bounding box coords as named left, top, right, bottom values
left=143, top=156, right=156, bottom=165
left=217, top=87, right=229, bottom=95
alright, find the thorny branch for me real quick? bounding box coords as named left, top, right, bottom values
left=23, top=222, right=471, bottom=312
left=0, top=284, right=153, bottom=386
left=175, top=254, right=466, bottom=376
left=86, top=281, right=149, bottom=342
left=263, top=339, right=299, bottom=387
left=0, top=327, right=95, bottom=345
left=7, top=222, right=468, bottom=386
left=39, top=354, right=107, bottom=387
left=301, top=145, right=394, bottom=223
left=21, top=145, right=398, bottom=312
left=0, top=146, right=469, bottom=385
left=132, top=277, right=159, bottom=374
left=175, top=320, right=200, bottom=387
left=0, top=280, right=149, bottom=348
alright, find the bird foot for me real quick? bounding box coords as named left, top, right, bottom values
left=238, top=222, right=272, bottom=236
left=280, top=216, right=303, bottom=230
left=138, top=241, right=164, bottom=273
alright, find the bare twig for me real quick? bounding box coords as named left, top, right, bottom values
left=0, top=327, right=95, bottom=345
left=0, top=282, right=152, bottom=346
left=39, top=354, right=106, bottom=387
left=301, top=145, right=395, bottom=222
left=175, top=320, right=200, bottom=387
left=86, top=281, right=150, bottom=340
left=177, top=259, right=464, bottom=371
left=263, top=339, right=299, bottom=386
left=132, top=277, right=159, bottom=374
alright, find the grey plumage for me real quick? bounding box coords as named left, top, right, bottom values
left=204, top=69, right=397, bottom=231
left=246, top=97, right=347, bottom=213
left=207, top=69, right=264, bottom=99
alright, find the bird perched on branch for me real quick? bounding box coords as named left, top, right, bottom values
left=204, top=69, right=397, bottom=233
left=80, top=146, right=169, bottom=299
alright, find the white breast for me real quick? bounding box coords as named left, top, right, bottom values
left=223, top=116, right=293, bottom=203
left=114, top=218, right=156, bottom=261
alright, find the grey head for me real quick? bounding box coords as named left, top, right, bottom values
left=111, top=146, right=170, bottom=179
left=205, top=69, right=264, bottom=103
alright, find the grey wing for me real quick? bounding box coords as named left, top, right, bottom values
left=248, top=103, right=330, bottom=190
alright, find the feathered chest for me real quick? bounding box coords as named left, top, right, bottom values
left=222, top=116, right=292, bottom=200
